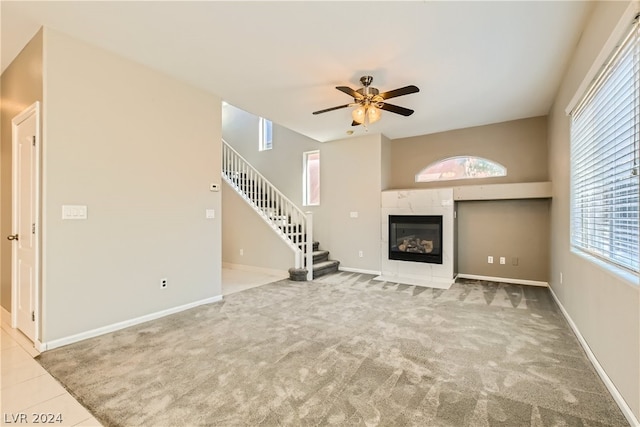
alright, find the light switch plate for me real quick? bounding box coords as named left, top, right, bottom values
left=206, top=209, right=215, bottom=219
left=62, top=205, right=87, bottom=220
left=350, top=211, right=358, bottom=218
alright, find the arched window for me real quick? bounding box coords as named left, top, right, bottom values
left=415, top=156, right=506, bottom=183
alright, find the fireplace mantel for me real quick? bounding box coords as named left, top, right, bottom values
left=384, top=182, right=552, bottom=201
left=454, top=181, right=551, bottom=201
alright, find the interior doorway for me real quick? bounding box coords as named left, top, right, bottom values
left=9, top=101, right=41, bottom=345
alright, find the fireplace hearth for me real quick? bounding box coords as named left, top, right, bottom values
left=389, top=215, right=443, bottom=264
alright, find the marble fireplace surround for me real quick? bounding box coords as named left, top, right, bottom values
left=375, top=188, right=455, bottom=290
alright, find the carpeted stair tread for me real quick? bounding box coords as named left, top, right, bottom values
left=312, top=260, right=340, bottom=278
left=313, top=250, right=329, bottom=263
left=312, top=260, right=339, bottom=269
left=288, top=267, right=308, bottom=281
left=288, top=260, right=340, bottom=281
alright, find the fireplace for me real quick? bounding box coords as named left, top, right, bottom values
left=388, top=215, right=443, bottom=264
left=378, top=189, right=454, bottom=289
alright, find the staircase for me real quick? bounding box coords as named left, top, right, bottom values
left=289, top=241, right=340, bottom=281
left=222, top=140, right=339, bottom=281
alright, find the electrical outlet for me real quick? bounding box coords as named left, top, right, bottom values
left=358, top=250, right=363, bottom=258
left=499, top=257, right=506, bottom=265
left=160, top=278, right=168, bottom=289
left=487, top=256, right=494, bottom=264
left=240, top=249, right=244, bottom=256
left=560, top=272, right=563, bottom=284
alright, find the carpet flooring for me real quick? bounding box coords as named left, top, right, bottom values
left=37, top=273, right=629, bottom=426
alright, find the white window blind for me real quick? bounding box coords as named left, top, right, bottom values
left=570, top=15, right=639, bottom=274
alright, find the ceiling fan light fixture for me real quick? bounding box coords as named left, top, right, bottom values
left=352, top=105, right=381, bottom=125
left=352, top=106, right=366, bottom=124
left=313, top=76, right=418, bottom=126
left=368, top=106, right=381, bottom=123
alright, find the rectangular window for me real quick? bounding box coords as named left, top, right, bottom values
left=259, top=117, right=272, bottom=151
left=570, top=16, right=639, bottom=274
left=303, top=151, right=320, bottom=206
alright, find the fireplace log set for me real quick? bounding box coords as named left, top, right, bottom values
left=394, top=236, right=434, bottom=254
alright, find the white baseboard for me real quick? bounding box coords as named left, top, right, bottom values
left=548, top=287, right=639, bottom=427
left=41, top=295, right=223, bottom=351
left=339, top=267, right=382, bottom=276
left=1, top=306, right=11, bottom=326
left=456, top=274, right=548, bottom=287
left=222, top=262, right=289, bottom=278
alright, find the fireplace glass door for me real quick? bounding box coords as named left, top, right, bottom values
left=389, top=215, right=443, bottom=264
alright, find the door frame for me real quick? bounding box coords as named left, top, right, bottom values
left=11, top=101, right=41, bottom=345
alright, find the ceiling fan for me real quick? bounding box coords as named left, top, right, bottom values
left=312, top=76, right=419, bottom=126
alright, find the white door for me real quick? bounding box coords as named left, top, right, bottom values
left=9, top=102, right=40, bottom=343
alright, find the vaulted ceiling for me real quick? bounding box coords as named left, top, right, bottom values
left=2, top=1, right=593, bottom=142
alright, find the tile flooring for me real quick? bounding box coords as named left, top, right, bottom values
left=1, top=267, right=281, bottom=426
left=0, top=325, right=100, bottom=426
left=221, top=267, right=288, bottom=295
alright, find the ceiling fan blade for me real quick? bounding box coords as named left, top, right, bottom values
left=336, top=86, right=364, bottom=99
left=378, top=85, right=419, bottom=100
left=312, top=104, right=351, bottom=115
left=379, top=103, right=415, bottom=116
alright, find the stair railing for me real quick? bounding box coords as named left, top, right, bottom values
left=222, top=140, right=313, bottom=280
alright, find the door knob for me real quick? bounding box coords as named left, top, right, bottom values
left=7, top=234, right=18, bottom=241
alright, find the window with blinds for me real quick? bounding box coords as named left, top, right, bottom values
left=570, top=15, right=639, bottom=274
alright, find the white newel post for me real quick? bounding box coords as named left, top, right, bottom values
left=294, top=249, right=302, bottom=269
left=305, top=212, right=313, bottom=281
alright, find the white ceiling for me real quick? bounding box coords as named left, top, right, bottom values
left=1, top=1, right=593, bottom=142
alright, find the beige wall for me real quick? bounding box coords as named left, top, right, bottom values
left=548, top=0, right=639, bottom=419
left=380, top=134, right=392, bottom=191
left=319, top=134, right=382, bottom=272
left=390, top=116, right=548, bottom=189
left=41, top=29, right=222, bottom=342
left=221, top=180, right=294, bottom=272
left=0, top=29, right=43, bottom=311
left=391, top=117, right=550, bottom=281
